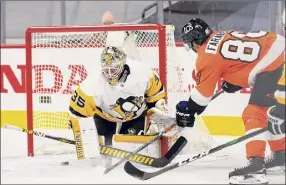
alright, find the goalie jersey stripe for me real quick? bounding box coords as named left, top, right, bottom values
left=69, top=106, right=87, bottom=118
left=145, top=72, right=166, bottom=103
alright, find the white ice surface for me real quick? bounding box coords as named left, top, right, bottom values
left=1, top=129, right=285, bottom=184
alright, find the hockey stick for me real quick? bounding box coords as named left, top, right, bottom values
left=211, top=89, right=224, bottom=100
left=103, top=90, right=225, bottom=174
left=3, top=123, right=186, bottom=168
left=124, top=127, right=268, bottom=180
left=103, top=122, right=178, bottom=174
left=4, top=123, right=75, bottom=144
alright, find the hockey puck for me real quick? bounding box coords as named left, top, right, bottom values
left=61, top=161, right=69, bottom=166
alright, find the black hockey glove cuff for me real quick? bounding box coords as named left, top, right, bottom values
left=222, top=81, right=243, bottom=93
left=176, top=101, right=195, bottom=127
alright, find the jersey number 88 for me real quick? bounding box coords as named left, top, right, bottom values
left=220, top=31, right=267, bottom=63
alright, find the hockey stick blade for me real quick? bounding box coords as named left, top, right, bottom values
left=124, top=127, right=268, bottom=180
left=145, top=136, right=187, bottom=168
left=124, top=135, right=187, bottom=179
left=4, top=123, right=180, bottom=168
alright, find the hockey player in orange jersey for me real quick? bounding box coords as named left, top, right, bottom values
left=175, top=18, right=285, bottom=184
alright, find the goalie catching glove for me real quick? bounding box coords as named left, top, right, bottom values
left=145, top=99, right=169, bottom=135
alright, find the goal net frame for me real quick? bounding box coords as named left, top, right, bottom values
left=25, top=24, right=170, bottom=157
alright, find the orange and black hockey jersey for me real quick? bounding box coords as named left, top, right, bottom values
left=191, top=30, right=285, bottom=106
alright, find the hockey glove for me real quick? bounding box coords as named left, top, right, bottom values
left=222, top=81, right=243, bottom=93
left=176, top=101, right=195, bottom=127
left=267, top=106, right=285, bottom=135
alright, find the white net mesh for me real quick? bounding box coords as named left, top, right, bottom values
left=26, top=24, right=223, bottom=158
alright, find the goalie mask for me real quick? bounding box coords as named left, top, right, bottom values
left=101, top=46, right=127, bottom=86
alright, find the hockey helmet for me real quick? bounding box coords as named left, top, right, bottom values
left=181, top=18, right=213, bottom=51
left=101, top=46, right=127, bottom=86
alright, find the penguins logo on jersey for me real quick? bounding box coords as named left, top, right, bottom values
left=111, top=96, right=145, bottom=121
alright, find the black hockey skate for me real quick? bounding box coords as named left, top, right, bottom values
left=229, top=157, right=268, bottom=185
left=265, top=150, right=285, bottom=175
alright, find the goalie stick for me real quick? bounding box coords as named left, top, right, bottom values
left=4, top=123, right=186, bottom=168
left=124, top=127, right=268, bottom=180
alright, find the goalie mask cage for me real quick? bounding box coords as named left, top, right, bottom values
left=25, top=24, right=220, bottom=158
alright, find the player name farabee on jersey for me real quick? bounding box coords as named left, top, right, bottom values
left=205, top=31, right=228, bottom=54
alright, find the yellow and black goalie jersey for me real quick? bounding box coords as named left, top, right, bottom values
left=69, top=59, right=166, bottom=123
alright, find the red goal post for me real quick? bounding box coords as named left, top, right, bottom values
left=25, top=24, right=179, bottom=157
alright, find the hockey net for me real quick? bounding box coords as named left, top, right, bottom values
left=25, top=24, right=223, bottom=159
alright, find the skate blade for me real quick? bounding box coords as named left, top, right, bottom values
left=229, top=174, right=268, bottom=185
